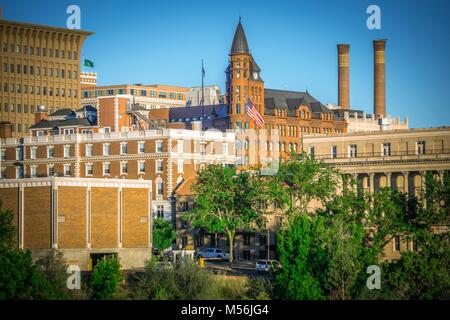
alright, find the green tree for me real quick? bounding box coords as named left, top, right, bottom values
left=90, top=257, right=123, bottom=299
left=0, top=248, right=56, bottom=300
left=0, top=202, right=15, bottom=249
left=183, top=165, right=266, bottom=262
left=323, top=214, right=365, bottom=300
left=0, top=202, right=57, bottom=300
left=153, top=218, right=176, bottom=252
left=372, top=173, right=450, bottom=299
left=274, top=214, right=326, bottom=299
left=273, top=152, right=339, bottom=216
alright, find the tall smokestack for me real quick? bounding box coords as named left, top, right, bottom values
left=337, top=44, right=350, bottom=109
left=373, top=39, right=387, bottom=118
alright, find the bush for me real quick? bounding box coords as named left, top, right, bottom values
left=246, top=276, right=273, bottom=300
left=131, top=259, right=243, bottom=300
left=90, top=257, right=123, bottom=299
left=0, top=248, right=54, bottom=300
left=35, top=249, right=70, bottom=299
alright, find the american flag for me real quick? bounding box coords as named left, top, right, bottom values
left=245, top=98, right=265, bottom=127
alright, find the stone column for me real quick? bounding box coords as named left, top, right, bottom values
left=369, top=173, right=375, bottom=194
left=438, top=170, right=444, bottom=184
left=386, top=172, right=392, bottom=189
left=420, top=171, right=427, bottom=207
left=403, top=171, right=409, bottom=196
left=352, top=173, right=358, bottom=193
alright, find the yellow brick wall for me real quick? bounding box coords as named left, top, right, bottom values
left=91, top=187, right=118, bottom=248
left=57, top=187, right=87, bottom=249
left=122, top=188, right=149, bottom=248
left=0, top=188, right=19, bottom=247
left=24, top=186, right=51, bottom=249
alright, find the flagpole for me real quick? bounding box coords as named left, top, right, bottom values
left=201, top=59, right=205, bottom=120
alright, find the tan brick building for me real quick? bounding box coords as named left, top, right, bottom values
left=302, top=127, right=450, bottom=260
left=0, top=17, right=93, bottom=136
left=81, top=84, right=189, bottom=111
left=0, top=128, right=237, bottom=221
left=0, top=177, right=152, bottom=270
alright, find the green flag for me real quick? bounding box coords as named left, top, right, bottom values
left=83, top=58, right=94, bottom=68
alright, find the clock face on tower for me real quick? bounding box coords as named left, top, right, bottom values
left=253, top=72, right=258, bottom=80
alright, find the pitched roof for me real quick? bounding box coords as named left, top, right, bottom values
left=30, top=118, right=96, bottom=130
left=231, top=20, right=250, bottom=54
left=169, top=104, right=227, bottom=121
left=173, top=178, right=194, bottom=196
left=76, top=105, right=97, bottom=112
left=50, top=108, right=75, bottom=116
left=263, top=88, right=342, bottom=119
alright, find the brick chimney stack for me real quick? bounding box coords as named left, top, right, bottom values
left=337, top=44, right=350, bottom=109
left=373, top=39, right=387, bottom=118
left=35, top=105, right=48, bottom=124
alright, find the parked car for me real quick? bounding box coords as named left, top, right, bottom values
left=196, top=248, right=230, bottom=261
left=255, top=260, right=281, bottom=272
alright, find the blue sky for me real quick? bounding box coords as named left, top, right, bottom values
left=2, top=0, right=450, bottom=128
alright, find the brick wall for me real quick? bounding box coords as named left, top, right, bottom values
left=122, top=188, right=149, bottom=248
left=90, top=187, right=118, bottom=248
left=23, top=186, right=51, bottom=249
left=0, top=188, right=19, bottom=247
left=58, top=186, right=87, bottom=248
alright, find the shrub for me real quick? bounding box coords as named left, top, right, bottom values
left=90, top=257, right=123, bottom=299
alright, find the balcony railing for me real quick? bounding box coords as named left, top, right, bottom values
left=311, top=149, right=450, bottom=162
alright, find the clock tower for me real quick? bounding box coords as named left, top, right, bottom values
left=226, top=19, right=265, bottom=130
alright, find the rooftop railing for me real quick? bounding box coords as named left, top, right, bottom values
left=1, top=129, right=236, bottom=146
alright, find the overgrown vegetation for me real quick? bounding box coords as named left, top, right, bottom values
left=0, top=204, right=72, bottom=299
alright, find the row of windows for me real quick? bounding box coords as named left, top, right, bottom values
left=82, top=89, right=184, bottom=100
left=0, top=123, right=30, bottom=134
left=2, top=64, right=78, bottom=79
left=308, top=141, right=427, bottom=159
left=10, top=141, right=164, bottom=161
left=7, top=165, right=165, bottom=197
left=2, top=84, right=78, bottom=97
left=236, top=140, right=299, bottom=153
left=3, top=43, right=77, bottom=60
left=232, top=122, right=342, bottom=135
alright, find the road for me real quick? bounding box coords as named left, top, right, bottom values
left=204, top=260, right=262, bottom=276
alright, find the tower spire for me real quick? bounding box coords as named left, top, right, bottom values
left=231, top=19, right=249, bottom=54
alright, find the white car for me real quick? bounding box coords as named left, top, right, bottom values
left=256, top=260, right=281, bottom=272
left=196, top=248, right=230, bottom=261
